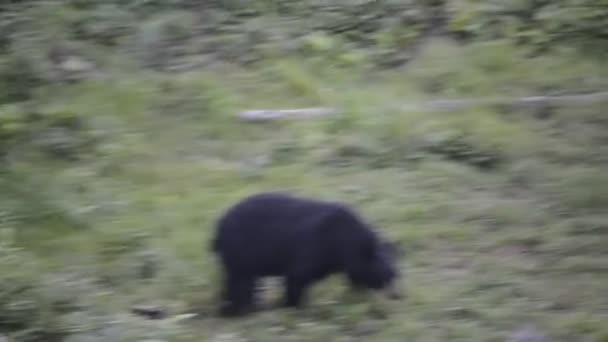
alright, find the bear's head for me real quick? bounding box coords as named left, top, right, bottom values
left=348, top=238, right=404, bottom=300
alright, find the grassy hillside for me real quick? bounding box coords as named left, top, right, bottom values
left=1, top=1, right=608, bottom=341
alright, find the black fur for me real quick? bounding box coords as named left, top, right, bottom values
left=210, top=192, right=401, bottom=317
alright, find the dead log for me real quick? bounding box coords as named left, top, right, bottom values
left=237, top=108, right=338, bottom=122
left=236, top=91, right=608, bottom=121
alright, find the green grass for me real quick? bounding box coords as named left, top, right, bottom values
left=2, top=40, right=608, bottom=341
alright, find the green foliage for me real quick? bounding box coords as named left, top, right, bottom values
left=71, top=4, right=134, bottom=46
left=0, top=54, right=44, bottom=104
left=422, top=130, right=503, bottom=169
left=0, top=239, right=196, bottom=341
left=0, top=1, right=607, bottom=341
left=302, top=31, right=336, bottom=54
left=0, top=105, right=28, bottom=140
left=0, top=104, right=98, bottom=163
left=0, top=242, right=88, bottom=341
left=135, top=10, right=200, bottom=69
left=3, top=0, right=607, bottom=72
left=449, top=0, right=608, bottom=55
left=549, top=167, right=608, bottom=214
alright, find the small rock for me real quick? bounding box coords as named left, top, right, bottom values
left=211, top=333, right=247, bottom=342
left=353, top=320, right=380, bottom=337
left=56, top=56, right=99, bottom=82
left=130, top=305, right=167, bottom=320
left=60, top=57, right=94, bottom=73
left=508, top=325, right=551, bottom=342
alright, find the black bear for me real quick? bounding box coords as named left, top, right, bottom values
left=210, top=192, right=403, bottom=317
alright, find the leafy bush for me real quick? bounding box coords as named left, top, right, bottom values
left=70, top=4, right=134, bottom=46
left=4, top=0, right=608, bottom=71
left=448, top=0, right=608, bottom=55
left=422, top=130, right=503, bottom=169
left=0, top=54, right=44, bottom=104
left=135, top=11, right=199, bottom=69
left=0, top=105, right=99, bottom=163
left=548, top=167, right=608, bottom=215
left=0, top=239, right=191, bottom=341
left=0, top=242, right=93, bottom=341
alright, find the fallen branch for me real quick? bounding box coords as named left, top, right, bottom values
left=398, top=92, right=608, bottom=111
left=238, top=108, right=338, bottom=122
left=237, top=91, right=608, bottom=122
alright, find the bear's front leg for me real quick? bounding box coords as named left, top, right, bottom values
left=281, top=275, right=310, bottom=308
left=218, top=274, right=257, bottom=317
